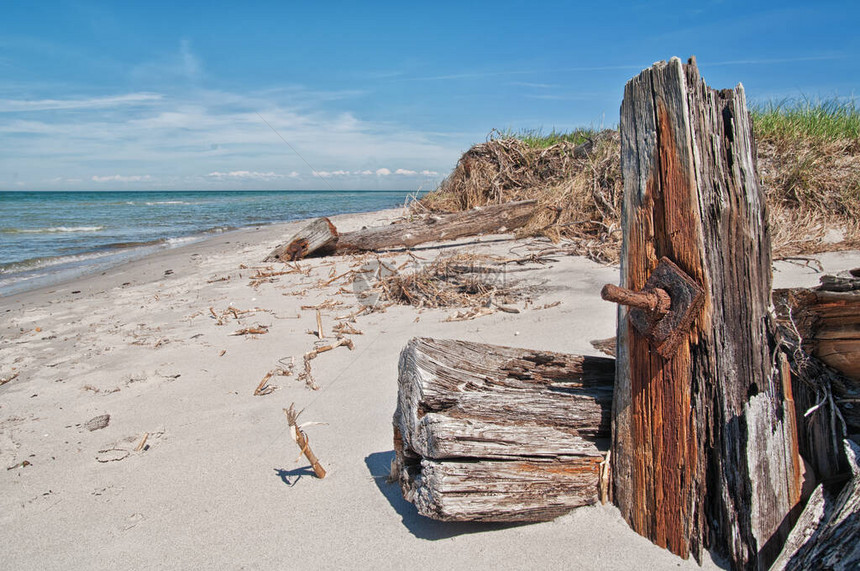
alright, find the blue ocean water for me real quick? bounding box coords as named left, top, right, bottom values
left=0, top=190, right=417, bottom=296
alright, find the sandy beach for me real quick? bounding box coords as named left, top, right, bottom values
left=2, top=207, right=858, bottom=570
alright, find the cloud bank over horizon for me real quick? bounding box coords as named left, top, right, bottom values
left=0, top=82, right=455, bottom=191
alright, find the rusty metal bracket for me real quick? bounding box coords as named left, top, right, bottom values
left=602, top=257, right=705, bottom=358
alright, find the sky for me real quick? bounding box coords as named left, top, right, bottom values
left=1, top=0, right=857, bottom=192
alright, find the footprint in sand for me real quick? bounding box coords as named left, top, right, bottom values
left=95, top=431, right=164, bottom=463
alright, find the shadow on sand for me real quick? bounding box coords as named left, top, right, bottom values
left=274, top=466, right=317, bottom=487
left=364, top=450, right=528, bottom=540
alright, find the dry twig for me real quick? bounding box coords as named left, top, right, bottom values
left=297, top=338, right=355, bottom=390
left=284, top=404, right=326, bottom=478
left=230, top=325, right=269, bottom=336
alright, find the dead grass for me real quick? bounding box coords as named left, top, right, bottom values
left=421, top=131, right=623, bottom=262
left=755, top=123, right=860, bottom=255
left=377, top=252, right=519, bottom=309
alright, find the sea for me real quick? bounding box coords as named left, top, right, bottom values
left=0, top=190, right=418, bottom=297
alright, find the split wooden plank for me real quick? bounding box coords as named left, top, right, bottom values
left=611, top=57, right=802, bottom=569
left=264, top=217, right=339, bottom=262
left=393, top=337, right=614, bottom=522
left=771, top=439, right=860, bottom=570
left=774, top=286, right=860, bottom=382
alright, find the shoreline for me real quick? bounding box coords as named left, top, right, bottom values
left=1, top=189, right=419, bottom=298
left=1, top=206, right=858, bottom=569
left=0, top=204, right=409, bottom=298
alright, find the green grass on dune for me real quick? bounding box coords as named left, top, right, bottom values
left=751, top=97, right=860, bottom=142
left=495, top=127, right=598, bottom=149
left=502, top=98, right=859, bottom=147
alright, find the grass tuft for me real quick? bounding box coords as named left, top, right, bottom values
left=751, top=97, right=860, bottom=143
left=753, top=98, right=860, bottom=253
left=494, top=127, right=597, bottom=149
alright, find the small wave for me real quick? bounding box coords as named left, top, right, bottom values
left=2, top=225, right=106, bottom=234
left=165, top=236, right=199, bottom=246
left=144, top=201, right=191, bottom=206
left=0, top=250, right=117, bottom=274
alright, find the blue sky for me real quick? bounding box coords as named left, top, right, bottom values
left=1, top=1, right=857, bottom=191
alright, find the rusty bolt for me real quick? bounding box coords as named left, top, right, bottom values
left=601, top=283, right=671, bottom=314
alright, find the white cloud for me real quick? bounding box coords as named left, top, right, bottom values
left=0, top=93, right=162, bottom=112
left=394, top=168, right=417, bottom=175
left=420, top=170, right=439, bottom=176
left=315, top=170, right=350, bottom=177
left=207, top=170, right=285, bottom=180
left=92, top=174, right=152, bottom=182
left=0, top=84, right=462, bottom=190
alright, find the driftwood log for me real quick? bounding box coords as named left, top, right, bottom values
left=392, top=337, right=614, bottom=522
left=610, top=58, right=802, bottom=569
left=264, top=217, right=339, bottom=262
left=337, top=199, right=537, bottom=253
left=264, top=200, right=537, bottom=262
left=771, top=439, right=860, bottom=570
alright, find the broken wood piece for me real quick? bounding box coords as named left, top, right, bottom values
left=771, top=439, right=860, bottom=570
left=393, top=337, right=614, bottom=522
left=336, top=199, right=537, bottom=253
left=135, top=432, right=149, bottom=452
left=309, top=337, right=354, bottom=355
left=298, top=355, right=317, bottom=390
left=284, top=404, right=326, bottom=478
left=316, top=310, right=324, bottom=340
left=332, top=322, right=362, bottom=335
left=297, top=338, right=355, bottom=390
left=264, top=217, right=339, bottom=262
left=773, top=287, right=859, bottom=481
left=774, top=286, right=860, bottom=382
left=254, top=371, right=276, bottom=396
left=300, top=299, right=343, bottom=311
left=230, top=325, right=269, bottom=336
left=491, top=297, right=520, bottom=313
left=335, top=306, right=369, bottom=321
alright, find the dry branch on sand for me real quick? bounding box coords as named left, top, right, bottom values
left=209, top=306, right=275, bottom=326
left=284, top=404, right=326, bottom=479
left=297, top=338, right=355, bottom=390
left=254, top=357, right=295, bottom=396
left=230, top=325, right=269, bottom=336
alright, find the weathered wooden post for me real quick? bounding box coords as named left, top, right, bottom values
left=606, top=57, right=803, bottom=569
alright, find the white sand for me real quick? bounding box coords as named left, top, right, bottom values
left=2, top=208, right=858, bottom=570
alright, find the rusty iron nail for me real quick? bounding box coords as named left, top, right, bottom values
left=601, top=283, right=671, bottom=314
